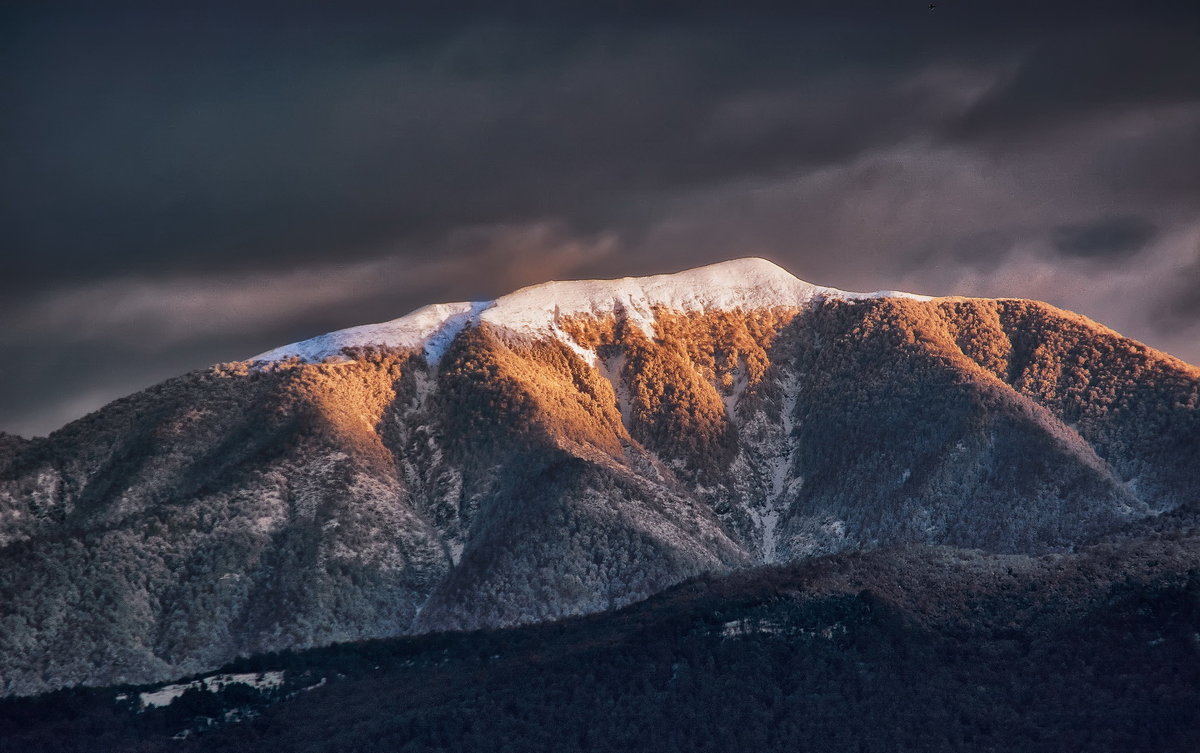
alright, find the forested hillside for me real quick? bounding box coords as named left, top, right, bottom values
left=3, top=525, right=1198, bottom=752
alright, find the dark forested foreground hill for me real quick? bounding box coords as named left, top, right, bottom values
left=4, top=523, right=1199, bottom=753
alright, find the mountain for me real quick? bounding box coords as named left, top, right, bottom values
left=1, top=258, right=1197, bottom=696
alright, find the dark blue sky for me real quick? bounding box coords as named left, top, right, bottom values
left=3, top=2, right=1199, bottom=435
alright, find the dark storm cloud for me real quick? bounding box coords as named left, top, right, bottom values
left=1050, top=216, right=1158, bottom=262
left=3, top=2, right=1200, bottom=435
left=1151, top=247, right=1200, bottom=333
left=1, top=2, right=1129, bottom=290
left=1088, top=113, right=1200, bottom=204
left=947, top=23, right=1200, bottom=145
left=951, top=230, right=1021, bottom=272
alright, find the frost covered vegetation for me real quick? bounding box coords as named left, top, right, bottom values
left=2, top=530, right=1198, bottom=752
left=0, top=260, right=1197, bottom=697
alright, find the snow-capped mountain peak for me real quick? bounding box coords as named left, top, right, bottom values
left=251, top=257, right=930, bottom=363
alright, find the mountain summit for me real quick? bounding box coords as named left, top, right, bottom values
left=1, top=258, right=1197, bottom=695
left=251, top=258, right=929, bottom=364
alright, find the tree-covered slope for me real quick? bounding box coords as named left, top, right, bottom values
left=0, top=261, right=1196, bottom=696
left=3, top=527, right=1198, bottom=753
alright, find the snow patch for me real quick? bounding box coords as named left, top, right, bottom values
left=720, top=362, right=750, bottom=417
left=597, top=352, right=633, bottom=428
left=758, top=368, right=804, bottom=564
left=138, top=671, right=285, bottom=710
left=250, top=301, right=486, bottom=364
left=550, top=314, right=599, bottom=367
left=860, top=289, right=933, bottom=302
left=424, top=301, right=493, bottom=362
left=721, top=618, right=784, bottom=637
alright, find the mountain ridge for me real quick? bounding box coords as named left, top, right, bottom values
left=250, top=258, right=931, bottom=365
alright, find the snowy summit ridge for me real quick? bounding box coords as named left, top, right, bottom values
left=251, top=258, right=930, bottom=363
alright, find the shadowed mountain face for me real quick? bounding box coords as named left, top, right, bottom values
left=0, top=260, right=1196, bottom=696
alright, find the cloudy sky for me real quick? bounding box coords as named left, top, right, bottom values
left=3, top=2, right=1198, bottom=436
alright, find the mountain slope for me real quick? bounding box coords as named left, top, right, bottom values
left=5, top=530, right=1199, bottom=753
left=0, top=258, right=1196, bottom=695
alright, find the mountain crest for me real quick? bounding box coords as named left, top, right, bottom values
left=251, top=258, right=930, bottom=364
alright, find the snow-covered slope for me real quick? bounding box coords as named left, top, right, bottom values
left=251, top=258, right=930, bottom=363
left=252, top=301, right=490, bottom=363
